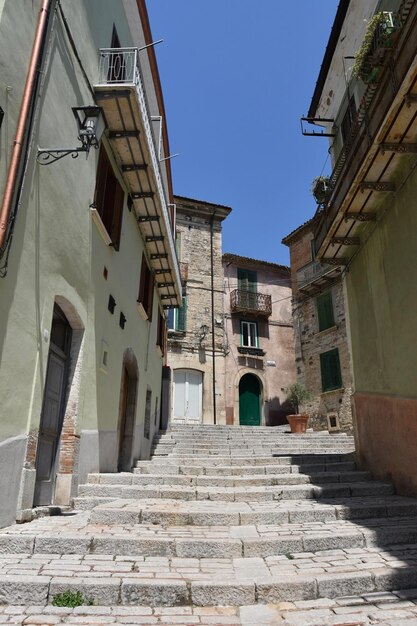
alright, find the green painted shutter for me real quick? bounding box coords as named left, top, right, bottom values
left=320, top=348, right=342, bottom=392
left=176, top=297, right=187, bottom=332
left=317, top=291, right=335, bottom=331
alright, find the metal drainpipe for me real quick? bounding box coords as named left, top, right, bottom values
left=0, top=0, right=52, bottom=252
left=210, top=211, right=217, bottom=425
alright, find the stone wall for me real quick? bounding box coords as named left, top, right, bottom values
left=167, top=198, right=230, bottom=424
left=285, top=224, right=353, bottom=433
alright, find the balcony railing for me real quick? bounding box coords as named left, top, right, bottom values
left=314, top=1, right=415, bottom=254
left=297, top=261, right=342, bottom=291
left=94, top=47, right=182, bottom=306
left=230, top=289, right=272, bottom=317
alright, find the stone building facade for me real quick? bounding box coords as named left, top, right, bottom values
left=223, top=255, right=296, bottom=426
left=166, top=198, right=297, bottom=427
left=282, top=218, right=353, bottom=432
left=167, top=196, right=231, bottom=425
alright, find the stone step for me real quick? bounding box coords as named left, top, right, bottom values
left=2, top=546, right=417, bottom=606
left=76, top=480, right=393, bottom=503
left=4, top=591, right=417, bottom=625
left=142, top=454, right=356, bottom=466
left=84, top=495, right=417, bottom=525
left=4, top=517, right=417, bottom=560
left=87, top=470, right=371, bottom=488
left=134, top=460, right=357, bottom=475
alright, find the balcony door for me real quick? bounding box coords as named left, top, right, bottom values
left=238, top=268, right=257, bottom=293
left=172, top=369, right=202, bottom=424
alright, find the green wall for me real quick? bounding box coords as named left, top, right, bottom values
left=346, top=158, right=417, bottom=398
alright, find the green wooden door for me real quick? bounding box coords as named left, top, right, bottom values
left=239, top=374, right=261, bottom=426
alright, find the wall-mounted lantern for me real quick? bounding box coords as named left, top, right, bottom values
left=199, top=324, right=209, bottom=345
left=37, top=105, right=105, bottom=165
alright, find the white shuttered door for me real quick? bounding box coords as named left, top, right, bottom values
left=172, top=369, right=202, bottom=424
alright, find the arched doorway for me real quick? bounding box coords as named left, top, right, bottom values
left=239, top=374, right=261, bottom=426
left=34, top=304, right=72, bottom=505
left=117, top=350, right=138, bottom=471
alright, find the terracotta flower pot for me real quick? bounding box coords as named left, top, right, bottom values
left=287, top=414, right=309, bottom=434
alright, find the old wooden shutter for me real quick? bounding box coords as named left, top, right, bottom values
left=317, top=291, right=335, bottom=331
left=320, top=348, right=342, bottom=392
left=176, top=297, right=187, bottom=332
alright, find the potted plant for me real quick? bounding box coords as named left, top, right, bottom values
left=352, top=12, right=399, bottom=84
left=284, top=383, right=314, bottom=434
left=311, top=176, right=331, bottom=204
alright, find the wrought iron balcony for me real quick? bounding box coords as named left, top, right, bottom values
left=94, top=48, right=182, bottom=307
left=230, top=289, right=272, bottom=317
left=313, top=1, right=416, bottom=261
left=296, top=261, right=342, bottom=295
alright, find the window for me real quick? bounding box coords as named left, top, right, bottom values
left=316, top=291, right=335, bottom=332
left=138, top=253, right=154, bottom=320
left=238, top=268, right=257, bottom=293
left=241, top=320, right=258, bottom=348
left=94, top=145, right=124, bottom=250
left=144, top=388, right=152, bottom=439
left=310, top=239, right=317, bottom=262
left=156, top=311, right=165, bottom=354
left=320, top=348, right=342, bottom=392
left=341, top=95, right=357, bottom=145
left=168, top=297, right=187, bottom=332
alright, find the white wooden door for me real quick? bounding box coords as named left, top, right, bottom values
left=172, top=369, right=202, bottom=424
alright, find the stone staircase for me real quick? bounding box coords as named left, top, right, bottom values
left=2, top=425, right=417, bottom=624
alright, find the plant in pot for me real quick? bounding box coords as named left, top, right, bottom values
left=284, top=383, right=314, bottom=434
left=352, top=12, right=398, bottom=84
left=311, top=176, right=331, bottom=204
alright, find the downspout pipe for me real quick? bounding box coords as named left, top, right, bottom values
left=210, top=211, right=217, bottom=425
left=0, top=0, right=51, bottom=252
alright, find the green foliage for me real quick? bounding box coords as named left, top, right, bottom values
left=311, top=176, right=331, bottom=203
left=52, top=590, right=94, bottom=608
left=352, top=13, right=392, bottom=80
left=285, top=553, right=295, bottom=560
left=284, top=383, right=314, bottom=415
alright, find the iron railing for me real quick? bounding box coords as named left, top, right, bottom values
left=98, top=47, right=138, bottom=84
left=296, top=261, right=337, bottom=289
left=96, top=47, right=181, bottom=298
left=230, top=289, right=272, bottom=317
left=313, top=4, right=414, bottom=252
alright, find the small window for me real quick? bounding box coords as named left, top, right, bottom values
left=94, top=145, right=124, bottom=250
left=310, top=239, right=317, bottom=262
left=341, top=95, right=357, bottom=145
left=138, top=253, right=154, bottom=320
left=168, top=297, right=187, bottom=332
left=144, top=388, right=152, bottom=439
left=241, top=320, right=258, bottom=348
left=156, top=311, right=165, bottom=353
left=320, top=348, right=342, bottom=392
left=316, top=291, right=335, bottom=332
left=238, top=268, right=257, bottom=293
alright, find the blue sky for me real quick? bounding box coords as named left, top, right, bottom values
left=147, top=1, right=339, bottom=265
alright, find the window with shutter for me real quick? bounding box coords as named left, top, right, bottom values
left=176, top=297, right=187, bottom=332
left=167, top=297, right=187, bottom=333
left=320, top=348, right=342, bottom=392
left=138, top=253, right=154, bottom=320
left=94, top=145, right=124, bottom=250
left=237, top=268, right=257, bottom=293
left=316, top=291, right=335, bottom=332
